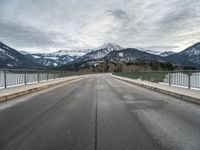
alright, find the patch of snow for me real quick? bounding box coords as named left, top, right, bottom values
left=118, top=52, right=124, bottom=57
left=53, top=63, right=58, bottom=66
left=44, top=57, right=58, bottom=60
left=7, top=64, right=13, bottom=67
left=32, top=55, right=41, bottom=59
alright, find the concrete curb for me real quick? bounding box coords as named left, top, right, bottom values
left=111, top=74, right=200, bottom=105
left=0, top=76, right=84, bottom=102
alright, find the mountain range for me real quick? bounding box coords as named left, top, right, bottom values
left=0, top=41, right=200, bottom=70
left=166, top=42, right=200, bottom=67
left=0, top=42, right=41, bottom=69
left=20, top=50, right=76, bottom=67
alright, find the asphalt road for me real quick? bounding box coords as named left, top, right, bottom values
left=0, top=74, right=200, bottom=150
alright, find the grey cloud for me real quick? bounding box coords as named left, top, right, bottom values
left=0, top=0, right=200, bottom=52
left=105, top=9, right=129, bottom=20
left=0, top=20, right=64, bottom=49
left=158, top=0, right=200, bottom=31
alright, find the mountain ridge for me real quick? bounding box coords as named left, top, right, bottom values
left=0, top=42, right=41, bottom=69
left=166, top=42, right=200, bottom=67
left=1, top=41, right=200, bottom=69
left=75, top=43, right=124, bottom=62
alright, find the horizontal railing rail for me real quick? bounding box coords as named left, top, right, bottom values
left=0, top=69, right=80, bottom=89
left=113, top=70, right=200, bottom=89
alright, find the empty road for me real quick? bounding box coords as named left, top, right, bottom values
left=0, top=74, right=200, bottom=150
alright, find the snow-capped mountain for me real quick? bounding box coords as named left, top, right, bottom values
left=104, top=48, right=165, bottom=64
left=20, top=48, right=93, bottom=67
left=138, top=48, right=175, bottom=57
left=166, top=42, right=200, bottom=66
left=21, top=50, right=75, bottom=67
left=0, top=42, right=38, bottom=68
left=183, top=42, right=200, bottom=56
left=92, top=43, right=123, bottom=51
left=33, top=50, right=75, bottom=58
left=2, top=41, right=200, bottom=69
left=38, top=49, right=90, bottom=57
left=59, top=47, right=167, bottom=70
left=76, top=43, right=123, bottom=62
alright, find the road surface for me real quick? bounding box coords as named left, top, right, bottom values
left=0, top=74, right=200, bottom=150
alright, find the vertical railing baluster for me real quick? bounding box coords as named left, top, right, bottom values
left=47, top=72, right=49, bottom=81
left=4, top=70, right=7, bottom=88
left=169, top=72, right=171, bottom=86
left=24, top=72, right=27, bottom=85
left=188, top=74, right=191, bottom=89
left=37, top=73, right=40, bottom=83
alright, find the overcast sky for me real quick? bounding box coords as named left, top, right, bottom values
left=0, top=0, right=200, bottom=53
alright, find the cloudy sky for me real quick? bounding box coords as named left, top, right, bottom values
left=0, top=0, right=200, bottom=53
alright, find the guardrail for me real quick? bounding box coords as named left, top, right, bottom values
left=113, top=70, right=200, bottom=89
left=0, top=69, right=80, bottom=89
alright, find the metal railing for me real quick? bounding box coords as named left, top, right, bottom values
left=0, top=69, right=80, bottom=89
left=113, top=70, right=200, bottom=89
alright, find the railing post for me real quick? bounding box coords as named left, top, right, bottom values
left=24, top=72, right=27, bottom=85
left=47, top=72, right=49, bottom=81
left=156, top=72, right=158, bottom=83
left=188, top=74, right=191, bottom=89
left=4, top=70, right=7, bottom=88
left=37, top=73, right=40, bottom=83
left=169, top=72, right=171, bottom=86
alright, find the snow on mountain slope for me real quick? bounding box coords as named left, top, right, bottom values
left=137, top=48, right=176, bottom=57
left=19, top=50, right=74, bottom=67
left=34, top=50, right=69, bottom=57
left=30, top=52, right=74, bottom=67
left=166, top=42, right=200, bottom=66
left=7, top=41, right=200, bottom=69
left=77, top=43, right=124, bottom=62
left=36, top=50, right=88, bottom=57
left=59, top=47, right=167, bottom=70
left=104, top=48, right=165, bottom=64
left=22, top=43, right=123, bottom=67
left=0, top=42, right=37, bottom=68
left=184, top=42, right=200, bottom=56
